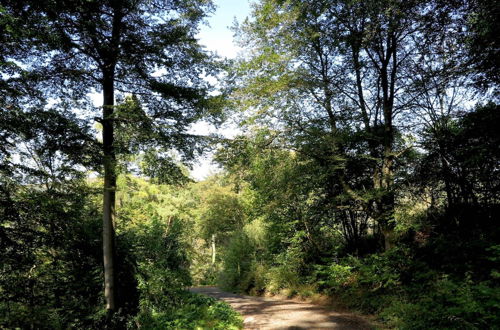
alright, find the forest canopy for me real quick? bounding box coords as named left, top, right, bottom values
left=1, top=0, right=499, bottom=329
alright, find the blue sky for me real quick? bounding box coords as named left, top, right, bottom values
left=190, top=0, right=252, bottom=180
left=197, top=0, right=251, bottom=58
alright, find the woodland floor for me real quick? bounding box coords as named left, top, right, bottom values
left=190, top=286, right=376, bottom=330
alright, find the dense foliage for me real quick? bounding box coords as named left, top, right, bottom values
left=0, top=173, right=243, bottom=328
left=197, top=0, right=498, bottom=328
left=1, top=0, right=499, bottom=329
left=205, top=103, right=500, bottom=329
left=0, top=0, right=242, bottom=328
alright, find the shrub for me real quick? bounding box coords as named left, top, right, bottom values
left=240, top=261, right=268, bottom=295
left=312, top=263, right=354, bottom=293
left=382, top=276, right=500, bottom=329
left=134, top=291, right=243, bottom=329
left=0, top=184, right=108, bottom=329
left=265, top=251, right=303, bottom=295
left=218, top=232, right=255, bottom=291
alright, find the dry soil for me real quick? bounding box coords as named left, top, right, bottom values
left=190, top=286, right=375, bottom=330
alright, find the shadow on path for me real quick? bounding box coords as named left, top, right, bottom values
left=190, top=286, right=374, bottom=330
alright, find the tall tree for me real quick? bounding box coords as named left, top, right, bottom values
left=3, top=0, right=216, bottom=316
left=232, top=0, right=473, bottom=250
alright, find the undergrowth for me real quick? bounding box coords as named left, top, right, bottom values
left=134, top=291, right=243, bottom=329
left=220, top=244, right=500, bottom=329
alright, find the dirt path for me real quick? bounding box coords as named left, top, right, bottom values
left=190, top=286, right=375, bottom=330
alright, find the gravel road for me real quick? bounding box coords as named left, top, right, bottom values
left=190, top=286, right=375, bottom=330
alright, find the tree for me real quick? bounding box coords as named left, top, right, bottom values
left=467, top=0, right=500, bottom=88
left=0, top=105, right=107, bottom=328
left=194, top=179, right=246, bottom=265
left=3, top=0, right=216, bottom=316
left=418, top=102, right=500, bottom=223
left=231, top=0, right=475, bottom=250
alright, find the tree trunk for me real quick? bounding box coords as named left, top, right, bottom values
left=211, top=233, right=216, bottom=265
left=374, top=30, right=398, bottom=251
left=102, top=73, right=116, bottom=316
left=378, top=106, right=396, bottom=250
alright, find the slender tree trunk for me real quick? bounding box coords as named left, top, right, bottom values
left=101, top=2, right=123, bottom=316
left=102, top=73, right=116, bottom=316
left=211, top=233, right=216, bottom=265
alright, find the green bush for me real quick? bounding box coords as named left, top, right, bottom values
left=265, top=264, right=301, bottom=295
left=0, top=183, right=108, bottom=329
left=356, top=249, right=410, bottom=292
left=239, top=261, right=268, bottom=295
left=131, top=217, right=191, bottom=307
left=134, top=291, right=242, bottom=329
left=382, top=277, right=500, bottom=329
left=315, top=247, right=500, bottom=329
left=312, top=263, right=354, bottom=292
left=264, top=243, right=306, bottom=295
left=218, top=232, right=255, bottom=291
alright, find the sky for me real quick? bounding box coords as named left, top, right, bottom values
left=188, top=0, right=252, bottom=180
left=197, top=0, right=251, bottom=59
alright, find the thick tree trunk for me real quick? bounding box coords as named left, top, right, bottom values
left=102, top=74, right=116, bottom=315
left=378, top=183, right=395, bottom=251
left=378, top=57, right=396, bottom=251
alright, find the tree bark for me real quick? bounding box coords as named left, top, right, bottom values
left=102, top=73, right=116, bottom=315
left=101, top=1, right=122, bottom=316
left=211, top=233, right=216, bottom=265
